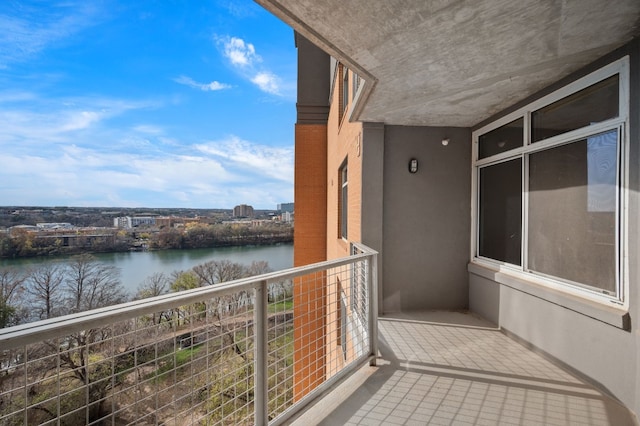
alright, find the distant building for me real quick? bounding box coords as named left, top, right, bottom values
left=281, top=211, right=293, bottom=223
left=233, top=204, right=254, bottom=218
left=36, top=223, right=74, bottom=230
left=113, top=216, right=156, bottom=229
left=156, top=216, right=201, bottom=228
left=277, top=203, right=294, bottom=213
left=8, top=225, right=39, bottom=235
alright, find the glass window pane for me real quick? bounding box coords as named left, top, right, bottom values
left=531, top=75, right=619, bottom=143
left=528, top=130, right=617, bottom=294
left=479, top=159, right=522, bottom=265
left=340, top=165, right=348, bottom=239
left=478, top=117, right=524, bottom=159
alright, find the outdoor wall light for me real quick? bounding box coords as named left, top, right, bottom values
left=442, top=138, right=450, bottom=146
left=408, top=158, right=418, bottom=173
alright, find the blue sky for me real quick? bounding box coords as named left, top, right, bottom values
left=0, top=0, right=296, bottom=209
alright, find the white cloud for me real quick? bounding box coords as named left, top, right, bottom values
left=132, top=124, right=163, bottom=135
left=222, top=36, right=259, bottom=67
left=0, top=2, right=103, bottom=68
left=251, top=72, right=281, bottom=95
left=173, top=75, right=231, bottom=92
left=0, top=132, right=293, bottom=208
left=195, top=136, right=293, bottom=183
left=217, top=35, right=291, bottom=97
left=58, top=110, right=103, bottom=131
left=0, top=96, right=157, bottom=147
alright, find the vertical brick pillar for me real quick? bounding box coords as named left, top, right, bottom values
left=293, top=123, right=328, bottom=400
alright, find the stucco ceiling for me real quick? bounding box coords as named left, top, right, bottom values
left=256, top=0, right=640, bottom=127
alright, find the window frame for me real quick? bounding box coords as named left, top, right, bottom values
left=470, top=56, right=630, bottom=306
left=339, top=64, right=349, bottom=123
left=339, top=160, right=348, bottom=240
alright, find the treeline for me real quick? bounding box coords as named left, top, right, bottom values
left=149, top=222, right=292, bottom=250
left=0, top=253, right=281, bottom=328
left=0, top=222, right=293, bottom=259
left=0, top=228, right=130, bottom=259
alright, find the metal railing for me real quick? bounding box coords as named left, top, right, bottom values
left=0, top=245, right=377, bottom=425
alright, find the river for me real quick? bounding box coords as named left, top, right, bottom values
left=0, top=244, right=293, bottom=295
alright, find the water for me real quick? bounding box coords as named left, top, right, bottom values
left=0, top=244, right=293, bottom=295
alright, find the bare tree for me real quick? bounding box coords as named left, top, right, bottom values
left=26, top=263, right=65, bottom=320
left=54, top=255, right=128, bottom=422
left=64, top=253, right=126, bottom=314
left=135, top=272, right=169, bottom=299
left=135, top=272, right=170, bottom=325
left=243, top=260, right=272, bottom=277
left=192, top=259, right=244, bottom=286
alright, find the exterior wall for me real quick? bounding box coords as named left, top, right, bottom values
left=382, top=126, right=471, bottom=313
left=325, top=64, right=365, bottom=374
left=292, top=34, right=330, bottom=400
left=360, top=122, right=385, bottom=310
left=293, top=122, right=329, bottom=399
left=326, top=67, right=363, bottom=261
left=293, top=123, right=328, bottom=267
left=469, top=39, right=640, bottom=416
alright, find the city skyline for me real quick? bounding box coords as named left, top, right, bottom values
left=0, top=1, right=296, bottom=209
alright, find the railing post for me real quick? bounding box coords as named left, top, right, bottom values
left=368, top=253, right=378, bottom=366
left=254, top=280, right=269, bottom=425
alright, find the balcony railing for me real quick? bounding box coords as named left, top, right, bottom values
left=0, top=244, right=377, bottom=425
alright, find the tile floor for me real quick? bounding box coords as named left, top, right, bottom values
left=290, top=311, right=636, bottom=425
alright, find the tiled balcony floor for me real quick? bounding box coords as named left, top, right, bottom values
left=291, top=311, right=636, bottom=425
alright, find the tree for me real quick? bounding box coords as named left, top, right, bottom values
left=170, top=271, right=204, bottom=325
left=151, top=227, right=183, bottom=249
left=26, top=263, right=65, bottom=320
left=135, top=272, right=170, bottom=325
left=0, top=233, right=13, bottom=258
left=64, top=253, right=126, bottom=314
left=192, top=259, right=244, bottom=285
left=0, top=267, right=27, bottom=328
left=54, top=254, right=128, bottom=422
left=10, top=228, right=35, bottom=257
left=135, top=272, right=169, bottom=299
left=244, top=260, right=272, bottom=277
left=170, top=270, right=200, bottom=292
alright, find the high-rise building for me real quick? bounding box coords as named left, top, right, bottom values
left=277, top=202, right=294, bottom=213
left=233, top=204, right=254, bottom=218
left=113, top=216, right=156, bottom=228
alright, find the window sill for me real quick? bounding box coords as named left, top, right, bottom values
left=468, top=262, right=630, bottom=330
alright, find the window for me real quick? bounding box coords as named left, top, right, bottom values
left=336, top=278, right=342, bottom=346
left=336, top=279, right=347, bottom=360
left=352, top=72, right=361, bottom=102
left=528, top=131, right=618, bottom=292
left=340, top=64, right=349, bottom=121
left=473, top=58, right=628, bottom=301
left=478, top=117, right=524, bottom=159
left=339, top=162, right=348, bottom=239
left=350, top=244, right=366, bottom=318
left=478, top=158, right=522, bottom=265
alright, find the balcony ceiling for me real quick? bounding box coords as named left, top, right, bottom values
left=257, top=0, right=640, bottom=127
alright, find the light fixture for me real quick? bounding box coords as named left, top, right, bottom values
left=408, top=158, right=418, bottom=173
left=441, top=138, right=450, bottom=146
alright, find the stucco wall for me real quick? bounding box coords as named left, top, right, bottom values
left=360, top=122, right=385, bottom=311
left=382, top=126, right=471, bottom=313
left=469, top=38, right=640, bottom=417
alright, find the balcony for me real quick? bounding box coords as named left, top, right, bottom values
left=291, top=311, right=636, bottom=425
left=0, top=245, right=377, bottom=425
left=1, top=244, right=635, bottom=425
